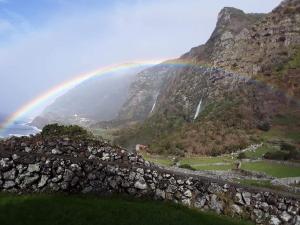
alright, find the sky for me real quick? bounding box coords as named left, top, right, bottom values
left=0, top=0, right=282, bottom=119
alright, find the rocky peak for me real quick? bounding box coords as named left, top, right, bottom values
left=181, top=7, right=264, bottom=63
left=210, top=7, right=264, bottom=42
left=217, top=7, right=245, bottom=26
left=272, top=0, right=300, bottom=13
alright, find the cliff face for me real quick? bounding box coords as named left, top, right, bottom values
left=114, top=0, right=300, bottom=155
left=115, top=7, right=266, bottom=124
left=116, top=63, right=176, bottom=122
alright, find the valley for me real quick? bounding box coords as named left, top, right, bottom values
left=1, top=1, right=299, bottom=224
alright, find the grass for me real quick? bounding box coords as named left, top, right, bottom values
left=192, top=164, right=233, bottom=171
left=244, top=144, right=277, bottom=160
left=92, top=128, right=117, bottom=141
left=241, top=161, right=300, bottom=178
left=141, top=154, right=236, bottom=169
left=237, top=179, right=274, bottom=189
left=140, top=153, right=174, bottom=167
left=0, top=194, right=253, bottom=225
left=236, top=179, right=286, bottom=191
left=180, top=156, right=234, bottom=165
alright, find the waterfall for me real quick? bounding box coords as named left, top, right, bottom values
left=150, top=100, right=156, bottom=114
left=193, top=98, right=202, bottom=120
left=150, top=95, right=158, bottom=114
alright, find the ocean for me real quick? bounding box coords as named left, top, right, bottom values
left=0, top=120, right=41, bottom=138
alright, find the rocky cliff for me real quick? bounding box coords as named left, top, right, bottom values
left=113, top=0, right=300, bottom=155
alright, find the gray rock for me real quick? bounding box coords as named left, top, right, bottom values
left=166, top=184, right=177, bottom=193
left=12, top=154, right=19, bottom=160
left=28, top=163, right=40, bottom=173
left=52, top=149, right=62, bottom=155
left=56, top=166, right=64, bottom=174
left=21, top=174, right=40, bottom=187
left=70, top=164, right=80, bottom=172
left=181, top=198, right=191, bottom=206
left=0, top=158, right=11, bottom=171
left=278, top=202, right=287, bottom=210
left=127, top=187, right=137, bottom=195
left=231, top=204, right=243, bottom=215
left=38, top=175, right=49, bottom=188
left=280, top=211, right=292, bottom=222
left=235, top=193, right=244, bottom=205
left=242, top=192, right=251, bottom=206
left=71, top=176, right=80, bottom=187
left=208, top=183, right=223, bottom=194
left=3, top=180, right=15, bottom=189
left=293, top=216, right=300, bottom=225
left=82, top=186, right=93, bottom=193
left=261, top=202, right=269, bottom=212
left=177, top=179, right=184, bottom=185
left=184, top=189, right=192, bottom=198
left=253, top=209, right=263, bottom=219
left=121, top=180, right=130, bottom=188
left=3, top=168, right=16, bottom=180
left=209, top=194, right=223, bottom=214
left=101, top=153, right=110, bottom=161
left=136, top=168, right=144, bottom=175
left=269, top=215, right=281, bottom=225
left=195, top=196, right=206, bottom=208
left=134, top=180, right=147, bottom=190
left=87, top=173, right=96, bottom=180
left=25, top=147, right=32, bottom=153
left=287, top=205, right=298, bottom=215
left=129, top=172, right=136, bottom=181
left=63, top=169, right=74, bottom=182
left=155, top=189, right=166, bottom=200
left=52, top=175, right=62, bottom=183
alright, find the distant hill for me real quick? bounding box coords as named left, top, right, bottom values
left=31, top=67, right=148, bottom=128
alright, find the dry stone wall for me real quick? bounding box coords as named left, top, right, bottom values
left=0, top=135, right=299, bottom=225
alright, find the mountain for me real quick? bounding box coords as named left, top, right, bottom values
left=111, top=0, right=300, bottom=155
left=31, top=68, right=146, bottom=128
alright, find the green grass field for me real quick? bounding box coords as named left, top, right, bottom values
left=244, top=144, right=277, bottom=160
left=0, top=194, right=253, bottom=225
left=180, top=156, right=234, bottom=165
left=141, top=152, right=300, bottom=182
left=192, top=164, right=233, bottom=171
left=241, top=161, right=300, bottom=178
left=141, top=153, right=174, bottom=166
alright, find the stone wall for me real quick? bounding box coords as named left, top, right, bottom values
left=0, top=136, right=299, bottom=225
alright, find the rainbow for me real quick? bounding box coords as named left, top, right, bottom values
left=0, top=59, right=168, bottom=133
left=0, top=58, right=289, bottom=136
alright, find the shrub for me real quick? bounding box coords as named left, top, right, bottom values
left=179, top=164, right=196, bottom=171
left=280, top=142, right=296, bottom=151
left=237, top=152, right=247, bottom=159
left=41, top=124, right=90, bottom=138
left=287, top=149, right=300, bottom=161
left=264, top=151, right=289, bottom=160
left=257, top=122, right=271, bottom=131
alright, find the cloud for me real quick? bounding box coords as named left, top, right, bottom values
left=0, top=19, right=14, bottom=32
left=0, top=0, right=282, bottom=116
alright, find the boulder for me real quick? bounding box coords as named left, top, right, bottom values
left=134, top=180, right=147, bottom=190
left=27, top=163, right=40, bottom=173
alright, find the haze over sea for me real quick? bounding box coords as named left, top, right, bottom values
left=0, top=115, right=40, bottom=138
